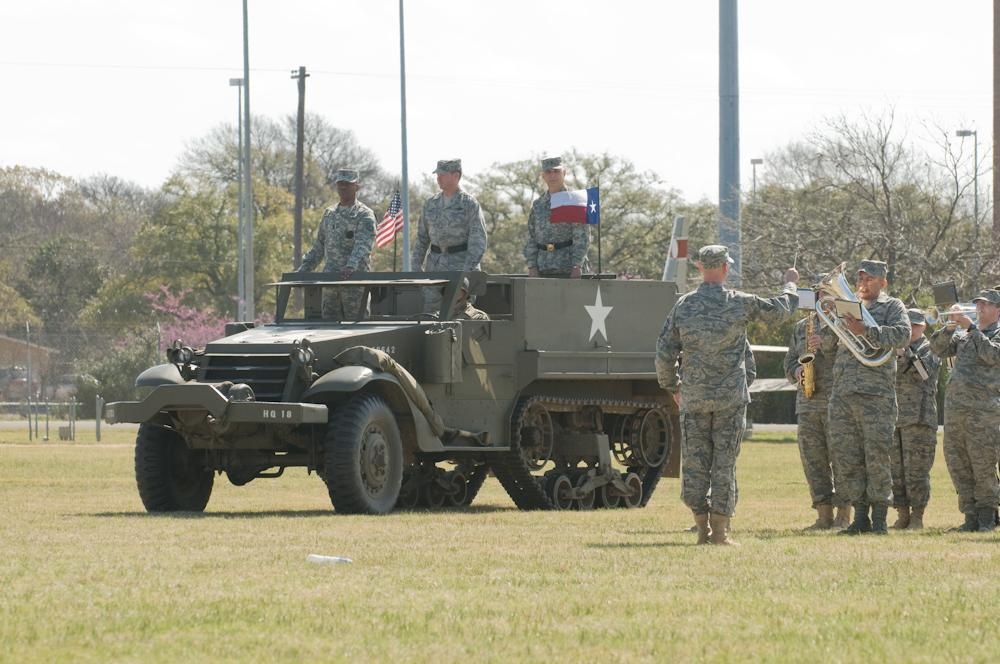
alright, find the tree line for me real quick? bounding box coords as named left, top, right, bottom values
left=0, top=110, right=993, bottom=402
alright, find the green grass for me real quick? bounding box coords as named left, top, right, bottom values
left=2, top=425, right=998, bottom=662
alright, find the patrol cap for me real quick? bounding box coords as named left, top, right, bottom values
left=696, top=245, right=734, bottom=269
left=971, top=289, right=1000, bottom=305
left=541, top=156, right=564, bottom=171
left=857, top=260, right=888, bottom=278
left=906, top=308, right=927, bottom=326
left=434, top=159, right=462, bottom=174
left=334, top=168, right=359, bottom=183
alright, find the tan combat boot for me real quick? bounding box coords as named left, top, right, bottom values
left=833, top=505, right=851, bottom=529
left=891, top=506, right=911, bottom=529
left=709, top=513, right=738, bottom=546
left=908, top=506, right=924, bottom=530
left=694, top=512, right=711, bottom=545
left=804, top=504, right=835, bottom=530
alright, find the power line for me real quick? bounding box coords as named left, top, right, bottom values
left=2, top=60, right=986, bottom=102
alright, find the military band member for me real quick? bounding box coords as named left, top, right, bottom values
left=824, top=260, right=910, bottom=535
left=784, top=294, right=851, bottom=530
left=411, top=159, right=488, bottom=314
left=524, top=156, right=590, bottom=278
left=890, top=309, right=940, bottom=529
left=928, top=289, right=1000, bottom=532
left=657, top=245, right=799, bottom=545
left=297, top=168, right=376, bottom=319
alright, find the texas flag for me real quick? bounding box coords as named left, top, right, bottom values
left=551, top=186, right=600, bottom=224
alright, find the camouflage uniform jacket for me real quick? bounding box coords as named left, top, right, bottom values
left=929, top=321, right=1000, bottom=412
left=523, top=191, right=590, bottom=272
left=783, top=316, right=837, bottom=414
left=894, top=336, right=940, bottom=427
left=656, top=281, right=798, bottom=413
left=411, top=188, right=488, bottom=271
left=298, top=201, right=376, bottom=272
left=822, top=292, right=910, bottom=397
left=455, top=303, right=489, bottom=320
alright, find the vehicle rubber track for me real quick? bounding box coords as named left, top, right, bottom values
left=492, top=395, right=670, bottom=511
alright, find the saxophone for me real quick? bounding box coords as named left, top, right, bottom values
left=799, top=313, right=817, bottom=399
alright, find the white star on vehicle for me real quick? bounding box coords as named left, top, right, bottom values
left=584, top=287, right=613, bottom=342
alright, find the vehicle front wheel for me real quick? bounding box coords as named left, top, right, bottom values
left=323, top=393, right=403, bottom=514
left=134, top=423, right=213, bottom=512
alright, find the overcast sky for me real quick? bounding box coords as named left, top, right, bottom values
left=0, top=1, right=991, bottom=202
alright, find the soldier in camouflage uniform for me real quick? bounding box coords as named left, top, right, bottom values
left=453, top=278, right=489, bottom=320
left=524, top=156, right=590, bottom=278
left=688, top=340, right=754, bottom=534
left=890, top=309, right=941, bottom=529
left=784, top=300, right=851, bottom=530
left=657, top=245, right=799, bottom=545
left=928, top=289, right=1000, bottom=532
left=824, top=260, right=910, bottom=535
left=411, top=159, right=488, bottom=314
left=297, top=168, right=376, bottom=319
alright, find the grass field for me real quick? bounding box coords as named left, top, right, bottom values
left=2, top=424, right=998, bottom=662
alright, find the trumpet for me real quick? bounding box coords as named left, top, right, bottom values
left=925, top=304, right=977, bottom=327
left=814, top=262, right=894, bottom=367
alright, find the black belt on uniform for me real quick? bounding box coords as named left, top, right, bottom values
left=537, top=240, right=573, bottom=252
left=430, top=242, right=468, bottom=254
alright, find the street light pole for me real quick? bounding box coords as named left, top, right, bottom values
left=957, top=129, right=980, bottom=291
left=957, top=129, right=979, bottom=222
left=750, top=158, right=763, bottom=203
left=229, top=78, right=245, bottom=320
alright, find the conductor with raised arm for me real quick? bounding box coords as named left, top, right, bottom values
left=656, top=245, right=799, bottom=545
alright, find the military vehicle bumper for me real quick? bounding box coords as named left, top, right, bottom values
left=105, top=383, right=328, bottom=425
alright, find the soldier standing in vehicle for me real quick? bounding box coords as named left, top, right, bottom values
left=297, top=168, right=376, bottom=319
left=411, top=159, right=488, bottom=314
left=929, top=289, right=1000, bottom=532
left=453, top=277, right=489, bottom=320
left=656, top=245, right=799, bottom=545
left=784, top=284, right=851, bottom=530
left=524, top=156, right=589, bottom=278
left=890, top=308, right=940, bottom=530
left=824, top=260, right=910, bottom=536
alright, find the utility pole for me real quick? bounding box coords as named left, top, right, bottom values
left=994, top=0, right=999, bottom=241
left=291, top=66, right=309, bottom=270
left=241, top=0, right=255, bottom=319
left=229, top=77, right=245, bottom=319
left=719, top=0, right=741, bottom=286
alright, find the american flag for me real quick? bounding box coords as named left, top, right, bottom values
left=375, top=191, right=404, bottom=249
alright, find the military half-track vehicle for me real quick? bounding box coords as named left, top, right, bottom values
left=106, top=272, right=680, bottom=514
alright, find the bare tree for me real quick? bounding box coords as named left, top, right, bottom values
left=744, top=110, right=992, bottom=302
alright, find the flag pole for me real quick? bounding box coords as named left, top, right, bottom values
left=596, top=179, right=602, bottom=274
left=393, top=180, right=400, bottom=272
left=398, top=0, right=411, bottom=271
